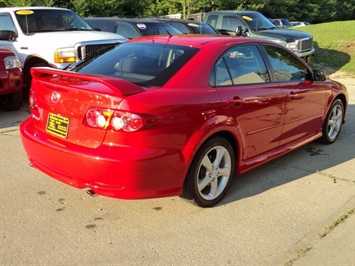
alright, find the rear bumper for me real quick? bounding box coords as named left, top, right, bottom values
left=20, top=118, right=185, bottom=199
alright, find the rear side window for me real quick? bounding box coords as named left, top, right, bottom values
left=206, top=15, right=218, bottom=28
left=262, top=45, right=309, bottom=82
left=169, top=22, right=190, bottom=34
left=86, top=19, right=116, bottom=32
left=117, top=22, right=139, bottom=39
left=0, top=13, right=16, bottom=32
left=210, top=44, right=270, bottom=87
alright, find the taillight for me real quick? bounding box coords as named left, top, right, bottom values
left=85, top=108, right=159, bottom=132
left=29, top=91, right=40, bottom=121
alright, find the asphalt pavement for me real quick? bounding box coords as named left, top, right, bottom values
left=0, top=78, right=354, bottom=265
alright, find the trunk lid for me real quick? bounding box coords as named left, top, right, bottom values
left=30, top=67, right=144, bottom=148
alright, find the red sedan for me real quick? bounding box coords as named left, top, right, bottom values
left=20, top=36, right=348, bottom=207
left=0, top=48, right=23, bottom=111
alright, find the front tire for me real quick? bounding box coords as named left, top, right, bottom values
left=320, top=99, right=344, bottom=144
left=181, top=137, right=235, bottom=207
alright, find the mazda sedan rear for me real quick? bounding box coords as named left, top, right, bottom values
left=20, top=36, right=348, bottom=207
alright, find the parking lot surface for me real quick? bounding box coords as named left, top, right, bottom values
left=1, top=79, right=354, bottom=265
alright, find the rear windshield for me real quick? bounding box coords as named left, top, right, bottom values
left=72, top=42, right=199, bottom=86
left=135, top=22, right=182, bottom=36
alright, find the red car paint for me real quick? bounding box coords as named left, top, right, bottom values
left=0, top=48, right=23, bottom=110
left=20, top=36, right=348, bottom=205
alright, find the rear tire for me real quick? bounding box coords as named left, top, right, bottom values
left=181, top=137, right=235, bottom=207
left=319, top=99, right=344, bottom=144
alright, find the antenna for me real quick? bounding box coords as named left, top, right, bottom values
left=145, top=7, right=172, bottom=37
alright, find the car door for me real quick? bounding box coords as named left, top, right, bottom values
left=212, top=44, right=285, bottom=161
left=261, top=44, right=327, bottom=145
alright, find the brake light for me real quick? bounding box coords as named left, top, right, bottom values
left=29, top=91, right=40, bottom=121
left=85, top=108, right=159, bottom=132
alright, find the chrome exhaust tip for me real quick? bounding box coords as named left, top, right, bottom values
left=86, top=189, right=97, bottom=197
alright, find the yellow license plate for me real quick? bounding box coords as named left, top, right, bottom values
left=46, top=113, right=70, bottom=138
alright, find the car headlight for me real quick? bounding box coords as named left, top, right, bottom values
left=286, top=41, right=298, bottom=52
left=54, top=47, right=76, bottom=63
left=4, top=55, right=21, bottom=69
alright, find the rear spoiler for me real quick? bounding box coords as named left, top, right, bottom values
left=30, top=67, right=145, bottom=96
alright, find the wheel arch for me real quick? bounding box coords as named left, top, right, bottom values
left=23, top=55, right=49, bottom=90
left=334, top=94, right=348, bottom=123
left=184, top=129, right=242, bottom=176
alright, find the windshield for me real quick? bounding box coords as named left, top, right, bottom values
left=136, top=22, right=182, bottom=36
left=73, top=42, right=199, bottom=86
left=14, top=9, right=93, bottom=34
left=188, top=22, right=219, bottom=34
left=240, top=12, right=276, bottom=31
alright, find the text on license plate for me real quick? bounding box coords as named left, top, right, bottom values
left=46, top=113, right=70, bottom=138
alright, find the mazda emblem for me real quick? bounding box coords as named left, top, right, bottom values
left=51, top=92, right=61, bottom=103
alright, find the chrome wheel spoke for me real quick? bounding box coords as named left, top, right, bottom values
left=209, top=178, right=218, bottom=198
left=197, top=145, right=232, bottom=201
left=201, top=154, right=213, bottom=172
left=198, top=174, right=211, bottom=192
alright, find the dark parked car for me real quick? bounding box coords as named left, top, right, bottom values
left=0, top=48, right=23, bottom=111
left=273, top=18, right=292, bottom=28
left=85, top=17, right=182, bottom=39
left=21, top=35, right=348, bottom=207
left=203, top=11, right=315, bottom=61
left=160, top=18, right=221, bottom=34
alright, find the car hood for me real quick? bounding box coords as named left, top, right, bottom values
left=257, top=29, right=312, bottom=42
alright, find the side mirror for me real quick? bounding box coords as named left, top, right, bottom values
left=313, top=69, right=326, bottom=81
left=235, top=26, right=242, bottom=36
left=0, top=30, right=17, bottom=41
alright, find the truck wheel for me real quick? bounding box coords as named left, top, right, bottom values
left=24, top=62, right=49, bottom=96
left=0, top=89, right=23, bottom=111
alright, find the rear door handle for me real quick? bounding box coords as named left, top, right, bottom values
left=227, top=96, right=243, bottom=107
left=289, top=91, right=297, bottom=101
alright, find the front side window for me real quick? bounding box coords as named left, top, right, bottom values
left=221, top=16, right=244, bottom=32
left=0, top=13, right=16, bottom=32
left=210, top=45, right=270, bottom=87
left=262, top=45, right=310, bottom=82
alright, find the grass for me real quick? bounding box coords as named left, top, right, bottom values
left=319, top=209, right=355, bottom=238
left=294, top=20, right=355, bottom=77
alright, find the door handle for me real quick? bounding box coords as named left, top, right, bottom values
left=289, top=91, right=297, bottom=100
left=227, top=96, right=243, bottom=107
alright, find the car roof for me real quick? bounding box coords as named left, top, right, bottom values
left=127, top=34, right=276, bottom=48
left=0, top=7, right=71, bottom=11
left=207, top=10, right=259, bottom=15
left=159, top=18, right=205, bottom=24
left=85, top=17, right=170, bottom=24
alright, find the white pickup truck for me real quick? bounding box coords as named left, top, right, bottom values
left=0, top=7, right=127, bottom=93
